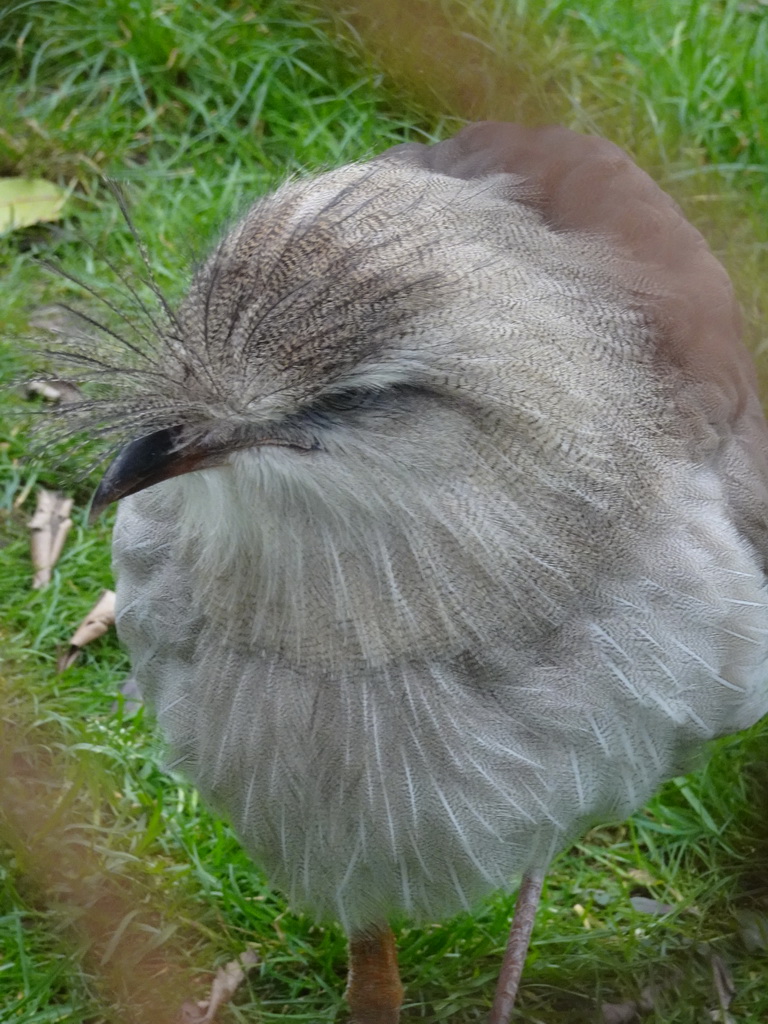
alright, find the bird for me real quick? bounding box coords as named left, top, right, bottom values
left=70, top=122, right=768, bottom=1023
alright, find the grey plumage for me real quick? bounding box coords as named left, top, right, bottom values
left=61, top=123, right=768, bottom=1007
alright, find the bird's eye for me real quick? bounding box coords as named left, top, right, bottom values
left=308, top=387, right=379, bottom=415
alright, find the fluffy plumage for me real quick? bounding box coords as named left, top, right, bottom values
left=65, top=123, right=768, bottom=997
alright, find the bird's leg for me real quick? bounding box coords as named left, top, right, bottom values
left=346, top=924, right=404, bottom=1024
left=488, top=870, right=545, bottom=1024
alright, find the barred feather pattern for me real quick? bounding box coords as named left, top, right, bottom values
left=81, top=128, right=768, bottom=931
left=114, top=457, right=768, bottom=930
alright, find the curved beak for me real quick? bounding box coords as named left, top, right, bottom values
left=89, top=426, right=217, bottom=522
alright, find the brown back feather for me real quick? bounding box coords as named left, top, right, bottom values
left=383, top=122, right=768, bottom=563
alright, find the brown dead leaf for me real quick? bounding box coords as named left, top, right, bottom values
left=602, top=986, right=656, bottom=1023
left=0, top=704, right=194, bottom=1022
left=629, top=896, right=676, bottom=916
left=57, top=590, right=116, bottom=672
left=602, top=1002, right=639, bottom=1024
left=734, top=906, right=768, bottom=951
left=178, top=949, right=259, bottom=1023
left=29, top=303, right=81, bottom=334
left=26, top=378, right=82, bottom=403
left=114, top=675, right=144, bottom=716
left=26, top=380, right=65, bottom=402
left=626, top=868, right=657, bottom=885
left=709, top=952, right=736, bottom=1024
left=28, top=488, right=74, bottom=588
left=26, top=307, right=86, bottom=403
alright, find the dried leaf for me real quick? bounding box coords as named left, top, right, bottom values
left=584, top=888, right=612, bottom=907
left=26, top=380, right=64, bottom=401
left=28, top=488, right=74, bottom=588
left=113, top=675, right=144, bottom=716
left=0, top=177, right=68, bottom=233
left=710, top=952, right=736, bottom=1023
left=709, top=1009, right=737, bottom=1024
left=626, top=869, right=656, bottom=885
left=629, top=896, right=676, bottom=916
left=602, top=1002, right=639, bottom=1024
left=734, top=906, right=768, bottom=951
left=57, top=590, right=116, bottom=672
left=178, top=949, right=259, bottom=1023
left=26, top=307, right=85, bottom=403
left=602, top=986, right=657, bottom=1023
left=26, top=378, right=82, bottom=403
left=29, top=303, right=93, bottom=361
left=178, top=1003, right=205, bottom=1024
left=28, top=304, right=80, bottom=334
left=638, top=986, right=657, bottom=1013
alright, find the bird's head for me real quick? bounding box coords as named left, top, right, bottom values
left=89, top=161, right=474, bottom=520
left=86, top=154, right=645, bottom=523
left=43, top=124, right=747, bottom=665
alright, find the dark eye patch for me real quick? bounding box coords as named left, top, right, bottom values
left=310, top=387, right=380, bottom=414
left=301, top=382, right=427, bottom=427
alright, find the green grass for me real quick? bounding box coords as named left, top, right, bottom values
left=2, top=0, right=768, bottom=1021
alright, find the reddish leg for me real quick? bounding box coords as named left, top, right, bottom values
left=346, top=924, right=404, bottom=1024
left=489, top=871, right=544, bottom=1024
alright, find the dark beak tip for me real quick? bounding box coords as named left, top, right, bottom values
left=88, top=497, right=107, bottom=526
left=88, top=472, right=120, bottom=524
left=87, top=426, right=188, bottom=524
